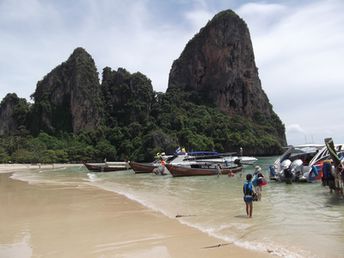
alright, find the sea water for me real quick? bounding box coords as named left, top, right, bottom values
left=10, top=157, right=344, bottom=258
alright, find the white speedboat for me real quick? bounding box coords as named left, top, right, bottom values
left=164, top=151, right=257, bottom=167
left=269, top=144, right=344, bottom=183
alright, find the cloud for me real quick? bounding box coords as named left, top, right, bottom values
left=184, top=9, right=213, bottom=30
left=236, top=0, right=344, bottom=145
left=286, top=124, right=306, bottom=134
left=236, top=2, right=288, bottom=34
left=285, top=124, right=308, bottom=145
left=237, top=0, right=344, bottom=98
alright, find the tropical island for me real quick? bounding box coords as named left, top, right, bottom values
left=0, top=10, right=286, bottom=164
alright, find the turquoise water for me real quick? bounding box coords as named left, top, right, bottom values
left=10, top=157, right=344, bottom=257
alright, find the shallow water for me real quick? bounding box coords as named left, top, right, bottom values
left=9, top=157, right=344, bottom=257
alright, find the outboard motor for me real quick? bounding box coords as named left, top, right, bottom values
left=281, top=159, right=292, bottom=183
left=234, top=158, right=242, bottom=166
left=281, top=159, right=292, bottom=169
left=290, top=159, right=303, bottom=181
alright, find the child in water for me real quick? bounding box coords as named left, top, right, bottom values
left=243, top=174, right=255, bottom=218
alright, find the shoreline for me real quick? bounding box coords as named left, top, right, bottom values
left=0, top=163, right=82, bottom=173
left=0, top=165, right=273, bottom=258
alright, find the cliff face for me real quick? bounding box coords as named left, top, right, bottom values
left=30, top=48, right=103, bottom=134
left=101, top=67, right=154, bottom=127
left=168, top=10, right=286, bottom=145
left=0, top=93, right=29, bottom=136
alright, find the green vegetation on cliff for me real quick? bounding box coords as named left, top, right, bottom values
left=102, top=67, right=154, bottom=127
left=0, top=87, right=284, bottom=163
left=0, top=93, right=30, bottom=136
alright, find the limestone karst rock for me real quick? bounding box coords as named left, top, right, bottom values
left=101, top=67, right=154, bottom=127
left=168, top=10, right=286, bottom=145
left=0, top=93, right=29, bottom=136
left=30, top=47, right=103, bottom=134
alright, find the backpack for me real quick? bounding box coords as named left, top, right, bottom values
left=243, top=182, right=253, bottom=196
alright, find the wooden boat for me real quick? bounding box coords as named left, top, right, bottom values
left=165, top=151, right=257, bottom=167
left=325, top=138, right=341, bottom=167
left=84, top=162, right=129, bottom=172
left=129, top=161, right=157, bottom=174
left=324, top=138, right=344, bottom=193
left=165, top=164, right=242, bottom=177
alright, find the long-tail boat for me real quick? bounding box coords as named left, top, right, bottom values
left=324, top=138, right=344, bottom=193
left=325, top=138, right=341, bottom=167
left=84, top=162, right=129, bottom=172
left=129, top=161, right=158, bottom=174
left=165, top=163, right=242, bottom=177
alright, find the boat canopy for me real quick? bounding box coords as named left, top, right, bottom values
left=187, top=151, right=219, bottom=156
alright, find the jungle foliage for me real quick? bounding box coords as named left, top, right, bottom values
left=0, top=87, right=284, bottom=163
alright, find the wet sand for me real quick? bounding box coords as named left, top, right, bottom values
left=0, top=163, right=80, bottom=172
left=0, top=167, right=272, bottom=258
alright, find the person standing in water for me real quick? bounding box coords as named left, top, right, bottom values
left=159, top=158, right=166, bottom=175
left=216, top=164, right=222, bottom=177
left=252, top=166, right=264, bottom=201
left=243, top=174, right=255, bottom=218
left=322, top=160, right=335, bottom=193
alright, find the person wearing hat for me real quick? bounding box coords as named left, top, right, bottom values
left=252, top=166, right=264, bottom=201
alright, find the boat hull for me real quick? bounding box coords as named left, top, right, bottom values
left=165, top=164, right=242, bottom=177
left=129, top=161, right=157, bottom=173
left=84, top=163, right=128, bottom=172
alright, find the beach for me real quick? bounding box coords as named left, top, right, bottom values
left=0, top=165, right=272, bottom=258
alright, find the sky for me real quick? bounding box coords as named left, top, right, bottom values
left=0, top=0, right=343, bottom=145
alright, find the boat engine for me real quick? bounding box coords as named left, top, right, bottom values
left=280, top=159, right=292, bottom=183
left=290, top=159, right=303, bottom=181
left=281, top=159, right=292, bottom=169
